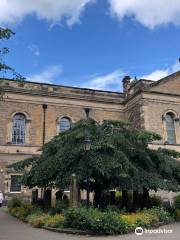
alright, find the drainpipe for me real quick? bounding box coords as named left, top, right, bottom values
left=42, top=104, right=47, bottom=145
left=41, top=104, right=47, bottom=202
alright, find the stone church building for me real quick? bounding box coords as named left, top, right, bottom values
left=0, top=70, right=180, bottom=202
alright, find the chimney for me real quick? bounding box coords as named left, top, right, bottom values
left=122, top=76, right=131, bottom=96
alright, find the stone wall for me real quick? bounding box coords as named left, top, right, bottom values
left=1, top=74, right=180, bottom=201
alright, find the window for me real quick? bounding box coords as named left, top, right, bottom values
left=10, top=175, right=21, bottom=192
left=59, top=117, right=71, bottom=132
left=165, top=113, right=176, bottom=144
left=12, top=113, right=26, bottom=144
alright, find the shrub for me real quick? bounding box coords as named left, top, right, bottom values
left=9, top=206, right=28, bottom=220
left=175, top=210, right=180, bottom=221
left=106, top=205, right=120, bottom=213
left=134, top=212, right=159, bottom=228
left=8, top=197, right=23, bottom=209
left=121, top=212, right=159, bottom=229
left=115, top=191, right=122, bottom=204
left=150, top=195, right=163, bottom=208
left=64, top=207, right=129, bottom=235
left=28, top=214, right=50, bottom=228
left=45, top=214, right=64, bottom=228
left=98, top=212, right=129, bottom=235
left=174, top=195, right=180, bottom=221
left=174, top=195, right=180, bottom=210
left=64, top=207, right=92, bottom=230
left=48, top=200, right=69, bottom=215
left=8, top=199, right=40, bottom=221
left=145, top=207, right=174, bottom=224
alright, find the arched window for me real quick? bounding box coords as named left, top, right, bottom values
left=165, top=113, right=176, bottom=144
left=59, top=117, right=71, bottom=132
left=12, top=113, right=26, bottom=144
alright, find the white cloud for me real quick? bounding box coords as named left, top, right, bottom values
left=82, top=69, right=125, bottom=91
left=0, top=0, right=94, bottom=26
left=28, top=44, right=40, bottom=57
left=141, top=70, right=170, bottom=81
left=141, top=62, right=180, bottom=81
left=28, top=65, right=63, bottom=84
left=109, top=0, right=180, bottom=29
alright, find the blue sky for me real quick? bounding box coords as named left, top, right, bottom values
left=1, top=0, right=180, bottom=92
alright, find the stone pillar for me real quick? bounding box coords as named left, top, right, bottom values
left=70, top=174, right=78, bottom=208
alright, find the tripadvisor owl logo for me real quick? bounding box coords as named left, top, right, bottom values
left=135, top=227, right=144, bottom=236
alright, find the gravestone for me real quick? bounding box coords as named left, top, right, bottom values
left=70, top=173, right=78, bottom=208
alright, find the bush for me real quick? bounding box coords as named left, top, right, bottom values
left=106, top=205, right=120, bottom=213
left=8, top=197, right=23, bottom=209
left=145, top=207, right=174, bottom=224
left=64, top=207, right=129, bottom=235
left=174, top=195, right=180, bottom=210
left=174, top=195, right=180, bottom=221
left=45, top=214, right=64, bottom=228
left=28, top=214, right=50, bottom=228
left=64, top=207, right=92, bottom=230
left=48, top=200, right=69, bottom=215
left=8, top=200, right=175, bottom=235
left=150, top=195, right=163, bottom=208
left=121, top=212, right=159, bottom=229
left=8, top=198, right=40, bottom=221
left=28, top=213, right=64, bottom=228
left=98, top=212, right=129, bottom=235
left=9, top=204, right=33, bottom=221
left=175, top=210, right=180, bottom=221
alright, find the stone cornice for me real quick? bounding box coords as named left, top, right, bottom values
left=2, top=85, right=125, bottom=104
left=0, top=78, right=124, bottom=104
left=124, top=89, right=180, bottom=105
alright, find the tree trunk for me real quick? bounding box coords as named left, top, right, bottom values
left=94, top=188, right=102, bottom=207
left=142, top=187, right=150, bottom=209
left=132, top=190, right=139, bottom=211
left=110, top=191, right=116, bottom=205
left=122, top=190, right=129, bottom=210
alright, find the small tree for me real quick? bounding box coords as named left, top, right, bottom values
left=0, top=27, right=25, bottom=99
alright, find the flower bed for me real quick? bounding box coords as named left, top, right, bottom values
left=8, top=198, right=174, bottom=235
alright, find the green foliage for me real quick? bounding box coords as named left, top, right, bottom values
left=8, top=202, right=175, bottom=235
left=8, top=197, right=42, bottom=221
left=122, top=212, right=159, bottom=229
left=44, top=214, right=64, bottom=228
left=0, top=27, right=25, bottom=100
left=150, top=195, right=163, bottom=208
left=64, top=207, right=173, bottom=234
left=28, top=214, right=50, bottom=228
left=47, top=201, right=69, bottom=215
left=144, top=207, right=174, bottom=224
left=174, top=194, right=180, bottom=210
left=10, top=119, right=180, bottom=195
left=9, top=204, right=33, bottom=221
left=28, top=213, right=64, bottom=228
left=8, top=197, right=23, bottom=209
left=64, top=207, right=129, bottom=235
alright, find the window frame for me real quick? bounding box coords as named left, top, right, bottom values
left=59, top=117, right=71, bottom=133
left=165, top=112, right=176, bottom=144
left=10, top=175, right=22, bottom=193
left=12, top=113, right=26, bottom=145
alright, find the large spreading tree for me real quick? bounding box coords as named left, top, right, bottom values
left=10, top=119, right=180, bottom=208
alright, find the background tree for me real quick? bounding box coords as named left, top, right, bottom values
left=9, top=119, right=180, bottom=209
left=0, top=27, right=25, bottom=99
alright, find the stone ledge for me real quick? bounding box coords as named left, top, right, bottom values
left=43, top=226, right=91, bottom=235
